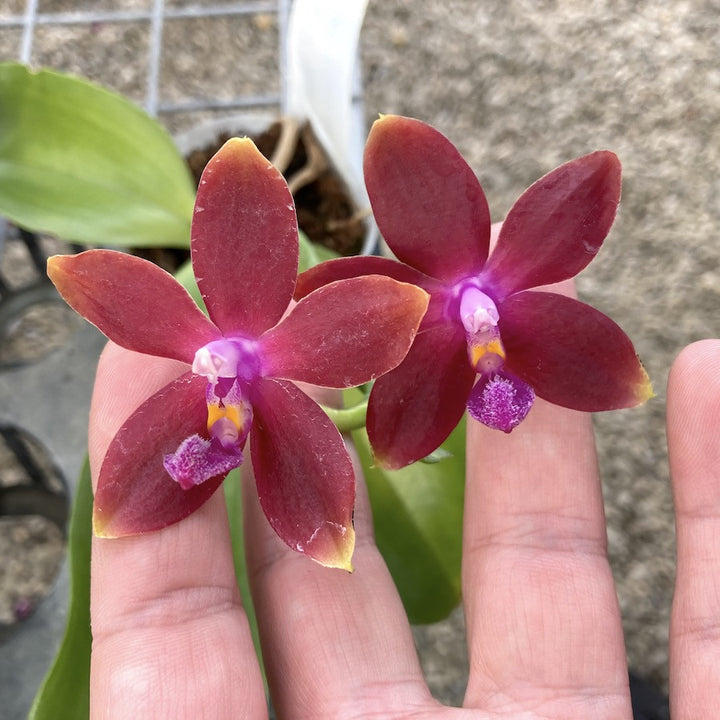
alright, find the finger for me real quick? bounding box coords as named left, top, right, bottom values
left=89, top=342, right=267, bottom=720
left=463, top=281, right=632, bottom=717
left=667, top=339, right=720, bottom=719
left=242, top=442, right=438, bottom=719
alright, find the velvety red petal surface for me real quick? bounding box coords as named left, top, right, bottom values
left=364, top=115, right=490, bottom=282
left=93, top=372, right=225, bottom=537
left=294, top=254, right=438, bottom=300
left=48, top=250, right=219, bottom=364
left=249, top=377, right=355, bottom=570
left=261, top=275, right=429, bottom=387
left=482, top=151, right=622, bottom=298
left=191, top=138, right=298, bottom=337
left=499, top=291, right=654, bottom=411
left=368, top=321, right=476, bottom=469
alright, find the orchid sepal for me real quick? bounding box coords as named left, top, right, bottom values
left=47, top=250, right=219, bottom=364
left=367, top=322, right=475, bottom=470
left=191, top=136, right=299, bottom=337
left=364, top=114, right=491, bottom=281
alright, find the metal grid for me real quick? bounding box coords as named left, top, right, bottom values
left=0, top=0, right=292, bottom=121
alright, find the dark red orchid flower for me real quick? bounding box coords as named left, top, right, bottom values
left=48, top=138, right=428, bottom=569
left=296, top=115, right=653, bottom=470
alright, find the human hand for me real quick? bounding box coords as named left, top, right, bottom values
left=87, top=338, right=720, bottom=719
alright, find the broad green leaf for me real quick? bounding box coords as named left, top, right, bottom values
left=352, top=413, right=466, bottom=624
left=0, top=63, right=195, bottom=248
left=30, top=458, right=93, bottom=720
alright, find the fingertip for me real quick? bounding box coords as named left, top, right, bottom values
left=667, top=338, right=720, bottom=447
left=667, top=339, right=720, bottom=515
left=668, top=339, right=720, bottom=398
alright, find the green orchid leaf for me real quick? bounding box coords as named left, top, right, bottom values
left=29, top=457, right=93, bottom=720
left=0, top=63, right=195, bottom=248
left=223, top=468, right=264, bottom=682
left=174, top=257, right=206, bottom=312
left=352, top=413, right=465, bottom=624
left=298, top=229, right=339, bottom=273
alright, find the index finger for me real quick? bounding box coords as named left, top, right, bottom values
left=88, top=342, right=267, bottom=719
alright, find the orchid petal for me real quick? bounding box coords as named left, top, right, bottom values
left=48, top=250, right=219, bottom=363
left=364, top=115, right=490, bottom=281
left=482, top=151, right=622, bottom=297
left=367, top=321, right=476, bottom=469
left=294, top=254, right=438, bottom=300
left=93, top=372, right=225, bottom=537
left=261, top=275, right=429, bottom=388
left=250, top=377, right=355, bottom=570
left=499, top=291, right=654, bottom=411
left=191, top=138, right=298, bottom=337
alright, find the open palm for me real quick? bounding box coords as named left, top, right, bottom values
left=87, top=339, right=720, bottom=719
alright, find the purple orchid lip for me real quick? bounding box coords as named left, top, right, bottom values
left=164, top=376, right=253, bottom=491
left=163, top=433, right=244, bottom=491
left=467, top=371, right=535, bottom=433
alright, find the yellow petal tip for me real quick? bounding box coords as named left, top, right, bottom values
left=635, top=365, right=655, bottom=405
left=92, top=509, right=118, bottom=539
left=307, top=523, right=355, bottom=572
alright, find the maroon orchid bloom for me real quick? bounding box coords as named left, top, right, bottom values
left=297, top=115, right=653, bottom=470
left=48, top=137, right=428, bottom=569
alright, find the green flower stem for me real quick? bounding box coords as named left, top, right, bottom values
left=322, top=398, right=368, bottom=433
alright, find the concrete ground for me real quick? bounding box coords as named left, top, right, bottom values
left=1, top=0, right=718, bottom=712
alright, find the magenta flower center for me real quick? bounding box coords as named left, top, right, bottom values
left=163, top=337, right=260, bottom=490
left=456, top=283, right=535, bottom=433
left=192, top=337, right=261, bottom=386
left=193, top=337, right=258, bottom=451
left=458, top=285, right=506, bottom=374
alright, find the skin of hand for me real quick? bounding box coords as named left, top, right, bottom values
left=87, top=328, right=720, bottom=719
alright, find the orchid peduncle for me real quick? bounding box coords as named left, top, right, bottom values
left=321, top=397, right=369, bottom=434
